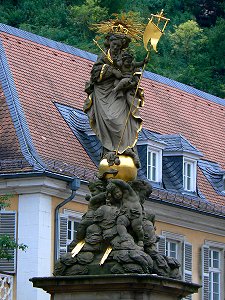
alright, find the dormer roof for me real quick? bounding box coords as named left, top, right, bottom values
left=198, top=160, right=225, bottom=196
left=158, top=134, right=203, bottom=157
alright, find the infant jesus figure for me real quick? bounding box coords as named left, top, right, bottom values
left=112, top=51, right=148, bottom=93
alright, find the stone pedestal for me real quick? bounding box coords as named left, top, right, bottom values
left=30, top=274, right=200, bottom=300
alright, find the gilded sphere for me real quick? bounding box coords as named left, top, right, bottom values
left=99, top=155, right=137, bottom=182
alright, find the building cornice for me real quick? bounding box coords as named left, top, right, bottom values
left=0, top=175, right=89, bottom=202
left=0, top=176, right=70, bottom=198
left=145, top=201, right=225, bottom=237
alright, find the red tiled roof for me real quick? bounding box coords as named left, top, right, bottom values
left=1, top=33, right=96, bottom=179
left=141, top=80, right=225, bottom=167
left=197, top=167, right=225, bottom=207
left=0, top=85, right=32, bottom=172
left=0, top=28, right=224, bottom=206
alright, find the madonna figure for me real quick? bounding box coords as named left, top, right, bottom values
left=84, top=32, right=145, bottom=167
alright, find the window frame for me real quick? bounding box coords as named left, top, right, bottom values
left=183, top=157, right=197, bottom=192
left=204, top=241, right=225, bottom=300
left=161, top=231, right=184, bottom=264
left=63, top=209, right=83, bottom=247
left=160, top=230, right=193, bottom=294
left=147, top=146, right=162, bottom=183
left=209, top=248, right=221, bottom=300
left=67, top=218, right=80, bottom=246
left=166, top=239, right=179, bottom=259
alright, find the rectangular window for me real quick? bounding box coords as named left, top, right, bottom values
left=202, top=242, right=225, bottom=300
left=209, top=249, right=221, bottom=300
left=147, top=149, right=160, bottom=182
left=183, top=159, right=196, bottom=192
left=160, top=231, right=193, bottom=292
left=59, top=210, right=83, bottom=257
left=166, top=240, right=178, bottom=259
left=67, top=219, right=80, bottom=245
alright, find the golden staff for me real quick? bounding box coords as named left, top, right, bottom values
left=93, top=39, right=113, bottom=64
left=116, top=11, right=170, bottom=155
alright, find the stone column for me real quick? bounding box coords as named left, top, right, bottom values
left=17, top=193, right=52, bottom=300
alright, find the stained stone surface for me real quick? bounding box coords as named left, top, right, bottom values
left=53, top=30, right=185, bottom=284
left=30, top=274, right=201, bottom=300
left=54, top=178, right=181, bottom=279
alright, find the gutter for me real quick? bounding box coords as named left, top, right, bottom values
left=0, top=170, right=88, bottom=185
left=54, top=177, right=80, bottom=263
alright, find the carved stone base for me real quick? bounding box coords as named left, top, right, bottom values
left=30, top=274, right=200, bottom=300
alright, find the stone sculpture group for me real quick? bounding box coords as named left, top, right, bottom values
left=54, top=178, right=181, bottom=278
left=54, top=28, right=181, bottom=279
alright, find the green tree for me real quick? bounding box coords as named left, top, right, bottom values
left=206, top=18, right=225, bottom=73
left=99, top=0, right=127, bottom=14
left=69, top=0, right=108, bottom=40
left=0, top=195, right=27, bottom=260
left=169, top=20, right=206, bottom=63
left=0, top=194, right=11, bottom=210
left=205, top=18, right=225, bottom=97
left=0, top=0, right=223, bottom=97
left=0, top=235, right=27, bottom=260
left=193, top=0, right=225, bottom=27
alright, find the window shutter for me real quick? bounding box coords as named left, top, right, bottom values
left=158, top=235, right=166, bottom=255
left=59, top=213, right=68, bottom=258
left=223, top=250, right=225, bottom=300
left=183, top=242, right=193, bottom=300
left=137, top=145, right=147, bottom=177
left=184, top=242, right=192, bottom=282
left=201, top=245, right=209, bottom=300
left=0, top=211, right=16, bottom=273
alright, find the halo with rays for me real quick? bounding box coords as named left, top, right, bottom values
left=91, top=12, right=145, bottom=41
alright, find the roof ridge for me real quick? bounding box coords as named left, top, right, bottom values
left=199, top=159, right=222, bottom=166
left=143, top=71, right=225, bottom=107
left=0, top=23, right=97, bottom=62
left=0, top=38, right=46, bottom=171
left=0, top=23, right=224, bottom=107
left=159, top=133, right=203, bottom=156
left=159, top=133, right=181, bottom=138
left=180, top=134, right=202, bottom=154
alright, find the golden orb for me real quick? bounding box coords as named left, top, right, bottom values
left=98, top=155, right=137, bottom=182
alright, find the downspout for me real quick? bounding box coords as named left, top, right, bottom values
left=54, top=177, right=80, bottom=263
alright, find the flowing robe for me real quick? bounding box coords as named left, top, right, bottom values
left=84, top=54, right=144, bottom=154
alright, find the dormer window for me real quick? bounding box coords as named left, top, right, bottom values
left=137, top=129, right=165, bottom=185
left=147, top=146, right=162, bottom=183
left=147, top=149, right=157, bottom=181
left=183, top=158, right=197, bottom=192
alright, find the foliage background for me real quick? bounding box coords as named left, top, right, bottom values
left=0, top=0, right=224, bottom=98
left=0, top=195, right=27, bottom=260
